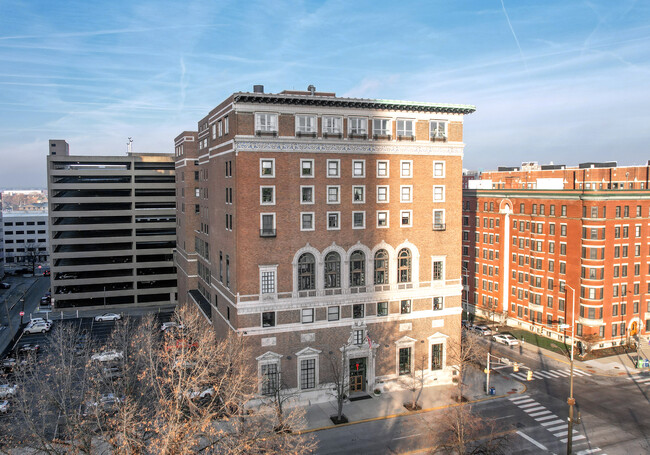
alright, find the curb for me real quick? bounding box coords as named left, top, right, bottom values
left=535, top=348, right=641, bottom=378
left=298, top=382, right=527, bottom=434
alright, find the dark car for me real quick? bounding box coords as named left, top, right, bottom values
left=0, top=283, right=10, bottom=289
left=16, top=344, right=40, bottom=355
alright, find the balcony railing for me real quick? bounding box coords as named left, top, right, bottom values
left=259, top=229, right=276, bottom=238
left=432, top=223, right=446, bottom=231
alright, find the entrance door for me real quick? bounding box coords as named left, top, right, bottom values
left=349, top=357, right=367, bottom=393
left=631, top=321, right=638, bottom=336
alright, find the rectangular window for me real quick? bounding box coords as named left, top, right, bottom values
left=295, top=115, right=317, bottom=134
left=301, top=186, right=314, bottom=204
left=400, top=185, right=412, bottom=203
left=255, top=113, right=278, bottom=132
left=328, top=306, right=340, bottom=321
left=300, top=159, right=314, bottom=177
left=349, top=117, right=367, bottom=135
left=433, top=161, right=445, bottom=178
left=400, top=210, right=412, bottom=227
left=301, top=308, right=314, bottom=324
left=260, top=213, right=276, bottom=236
left=433, top=186, right=445, bottom=202
left=377, top=160, right=389, bottom=178
left=399, top=347, right=412, bottom=375
left=377, top=186, right=389, bottom=203
left=323, top=116, right=342, bottom=134
left=401, top=160, right=412, bottom=178
left=352, top=211, right=365, bottom=229
left=301, top=212, right=314, bottom=231
left=261, top=270, right=276, bottom=294
left=260, top=159, right=275, bottom=177
left=300, top=359, right=316, bottom=389
left=261, top=363, right=278, bottom=396
left=352, top=160, right=365, bottom=177
left=433, top=296, right=444, bottom=310
left=400, top=300, right=412, bottom=314
left=431, top=344, right=443, bottom=370
left=218, top=119, right=223, bottom=137
left=433, top=210, right=445, bottom=230
left=327, top=160, right=340, bottom=178
left=430, top=120, right=447, bottom=139
left=327, top=186, right=340, bottom=204
left=432, top=260, right=443, bottom=281
left=396, top=119, right=414, bottom=137
left=373, top=118, right=390, bottom=136
left=377, top=302, right=388, bottom=316
left=353, top=304, right=365, bottom=319
left=262, top=311, right=275, bottom=327
left=353, top=186, right=365, bottom=203
left=260, top=186, right=275, bottom=205
left=377, top=211, right=389, bottom=228
left=224, top=116, right=229, bottom=134
left=327, top=212, right=340, bottom=230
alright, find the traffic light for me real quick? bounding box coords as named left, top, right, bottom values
left=513, top=363, right=519, bottom=372
left=526, top=370, right=533, bottom=381
left=484, top=368, right=489, bottom=374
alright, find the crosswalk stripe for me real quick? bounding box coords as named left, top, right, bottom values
left=525, top=406, right=546, bottom=413
left=561, top=435, right=587, bottom=443
left=512, top=398, right=534, bottom=405
left=541, top=419, right=564, bottom=427
left=576, top=448, right=600, bottom=455
left=638, top=377, right=650, bottom=383
left=509, top=396, right=531, bottom=403
left=554, top=431, right=568, bottom=437
left=535, top=414, right=557, bottom=422
left=553, top=369, right=571, bottom=377
left=509, top=394, right=529, bottom=400
left=547, top=424, right=566, bottom=432
left=529, top=410, right=551, bottom=417
left=519, top=402, right=540, bottom=409
left=535, top=371, right=554, bottom=378
left=542, top=370, right=561, bottom=377
left=512, top=372, right=528, bottom=381
left=573, top=369, right=592, bottom=376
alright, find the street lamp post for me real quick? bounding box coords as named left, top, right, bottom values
left=565, top=284, right=577, bottom=455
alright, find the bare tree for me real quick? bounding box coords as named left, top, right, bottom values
left=326, top=348, right=349, bottom=424
left=400, top=354, right=427, bottom=411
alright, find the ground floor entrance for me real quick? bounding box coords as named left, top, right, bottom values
left=349, top=357, right=367, bottom=393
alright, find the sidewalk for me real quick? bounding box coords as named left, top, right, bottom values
left=299, top=366, right=525, bottom=432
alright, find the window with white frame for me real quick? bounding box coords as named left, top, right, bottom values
left=352, top=160, right=365, bottom=177
left=433, top=185, right=445, bottom=202
left=211, top=124, right=216, bottom=140
left=377, top=160, right=389, bottom=178
left=349, top=117, right=367, bottom=135
left=260, top=362, right=279, bottom=395
left=224, top=116, right=229, bottom=134
left=431, top=343, right=444, bottom=370
left=300, top=159, right=314, bottom=178
left=327, top=186, right=340, bottom=204
left=323, top=116, right=342, bottom=134
left=260, top=159, right=275, bottom=178
left=260, top=186, right=275, bottom=205
left=373, top=118, right=390, bottom=136
left=327, top=160, right=340, bottom=178
left=218, top=119, right=223, bottom=137
left=396, top=119, right=414, bottom=137
left=301, top=186, right=314, bottom=204
left=433, top=209, right=445, bottom=229
left=301, top=308, right=314, bottom=324
left=433, top=296, right=444, bottom=310
left=432, top=258, right=445, bottom=281
left=301, top=212, right=314, bottom=231
left=401, top=160, right=412, bottom=178
left=353, top=186, right=365, bottom=203
left=259, top=266, right=277, bottom=294
left=260, top=213, right=275, bottom=236
left=400, top=185, right=412, bottom=203
left=299, top=358, right=316, bottom=389
left=401, top=210, right=412, bottom=227
left=433, top=161, right=445, bottom=178
left=352, top=211, right=365, bottom=229
left=377, top=186, right=389, bottom=203
left=261, top=311, right=275, bottom=327
left=430, top=120, right=447, bottom=139
left=327, top=212, right=340, bottom=230
left=327, top=306, right=340, bottom=321
left=377, top=211, right=389, bottom=228
left=295, top=115, right=317, bottom=134
left=255, top=113, right=278, bottom=133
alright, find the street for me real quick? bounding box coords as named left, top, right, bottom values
left=312, top=338, right=650, bottom=454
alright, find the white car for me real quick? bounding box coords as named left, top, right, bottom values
left=183, top=387, right=214, bottom=400
left=94, top=313, right=122, bottom=322
left=91, top=350, right=123, bottom=362
left=0, top=400, right=9, bottom=413
left=30, top=317, right=53, bottom=325
left=161, top=322, right=184, bottom=332
left=23, top=322, right=51, bottom=334
left=0, top=384, right=18, bottom=398
left=492, top=334, right=520, bottom=346
left=472, top=325, right=493, bottom=336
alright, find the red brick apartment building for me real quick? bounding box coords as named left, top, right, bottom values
left=174, top=85, right=475, bottom=399
left=463, top=162, right=650, bottom=350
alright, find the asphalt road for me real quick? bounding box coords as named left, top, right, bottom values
left=313, top=338, right=650, bottom=454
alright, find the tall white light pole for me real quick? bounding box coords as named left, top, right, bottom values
left=565, top=284, right=577, bottom=455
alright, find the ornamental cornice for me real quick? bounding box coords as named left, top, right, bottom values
left=235, top=138, right=464, bottom=156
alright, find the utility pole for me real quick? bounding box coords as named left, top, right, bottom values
left=566, top=285, right=577, bottom=455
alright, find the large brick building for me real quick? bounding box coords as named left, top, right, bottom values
left=463, top=162, right=650, bottom=350
left=174, top=86, right=475, bottom=399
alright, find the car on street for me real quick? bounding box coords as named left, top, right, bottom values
left=0, top=282, right=10, bottom=289
left=94, top=313, right=122, bottom=322
left=91, top=350, right=123, bottom=362
left=23, top=322, right=51, bottom=335
left=472, top=325, right=493, bottom=336
left=492, top=334, right=520, bottom=346
left=0, top=384, right=18, bottom=398
left=0, top=400, right=9, bottom=414
left=183, top=387, right=214, bottom=400
left=161, top=322, right=184, bottom=332
left=16, top=344, right=40, bottom=355
left=29, top=317, right=52, bottom=325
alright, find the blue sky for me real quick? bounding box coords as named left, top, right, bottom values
left=1, top=0, right=649, bottom=188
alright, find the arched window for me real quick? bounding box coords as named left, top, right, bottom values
left=349, top=251, right=365, bottom=287
left=398, top=248, right=412, bottom=283
left=374, top=249, right=389, bottom=284
left=298, top=253, right=315, bottom=291
left=324, top=252, right=341, bottom=288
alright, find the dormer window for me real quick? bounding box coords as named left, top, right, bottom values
left=430, top=121, right=447, bottom=140
left=296, top=115, right=317, bottom=136
left=256, top=113, right=278, bottom=134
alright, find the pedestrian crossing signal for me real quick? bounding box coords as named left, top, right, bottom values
left=527, top=370, right=533, bottom=381
left=513, top=363, right=519, bottom=372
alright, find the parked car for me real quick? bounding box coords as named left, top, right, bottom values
left=1, top=358, right=16, bottom=373
left=102, top=366, right=123, bottom=380
left=161, top=322, right=184, bottom=332
left=16, top=344, right=40, bottom=355
left=0, top=400, right=9, bottom=414
left=461, top=320, right=472, bottom=330
left=84, top=394, right=123, bottom=416
left=183, top=387, right=214, bottom=400
left=0, top=283, right=10, bottom=289
left=492, top=334, right=520, bottom=346
left=94, top=313, right=122, bottom=322
left=0, top=384, right=18, bottom=398
left=472, top=325, right=493, bottom=336
left=29, top=317, right=52, bottom=325
left=23, top=322, right=51, bottom=335
left=91, top=350, right=123, bottom=362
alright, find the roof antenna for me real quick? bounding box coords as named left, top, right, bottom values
left=127, top=137, right=133, bottom=154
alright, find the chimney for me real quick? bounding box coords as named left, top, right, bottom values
left=253, top=85, right=264, bottom=93
left=308, top=84, right=316, bottom=95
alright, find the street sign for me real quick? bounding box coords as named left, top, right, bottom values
left=19, top=311, right=24, bottom=316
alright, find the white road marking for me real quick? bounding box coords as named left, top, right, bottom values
left=513, top=398, right=534, bottom=404
left=542, top=370, right=561, bottom=377
left=553, top=370, right=570, bottom=377
left=524, top=406, right=546, bottom=413
left=519, top=402, right=540, bottom=409
left=572, top=369, right=592, bottom=376
left=393, top=433, right=422, bottom=441
left=553, top=431, right=568, bottom=437
left=576, top=448, right=600, bottom=454
left=494, top=414, right=515, bottom=420
left=561, top=434, right=587, bottom=443
left=535, top=414, right=557, bottom=422
left=541, top=419, right=564, bottom=427
left=547, top=424, right=566, bottom=432
left=516, top=431, right=548, bottom=451
left=512, top=372, right=528, bottom=381
left=509, top=395, right=530, bottom=402
left=529, top=410, right=552, bottom=417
